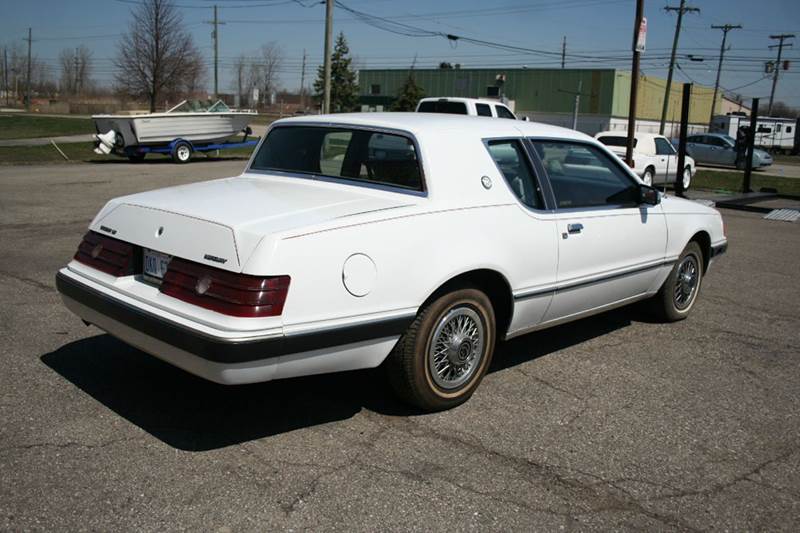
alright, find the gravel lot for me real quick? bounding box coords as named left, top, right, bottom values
left=1, top=161, right=799, bottom=531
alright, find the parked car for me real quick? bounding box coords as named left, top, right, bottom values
left=595, top=131, right=696, bottom=189
left=416, top=97, right=519, bottom=119
left=56, top=113, right=727, bottom=411
left=685, top=133, right=773, bottom=169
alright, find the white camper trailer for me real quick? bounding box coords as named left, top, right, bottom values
left=710, top=114, right=798, bottom=154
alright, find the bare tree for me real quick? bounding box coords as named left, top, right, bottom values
left=114, top=0, right=206, bottom=111
left=59, top=46, right=92, bottom=96
left=5, top=43, right=54, bottom=101
left=251, top=43, right=282, bottom=106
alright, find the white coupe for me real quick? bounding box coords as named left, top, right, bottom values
left=56, top=113, right=727, bottom=411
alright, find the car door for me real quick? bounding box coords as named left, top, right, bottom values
left=654, top=137, right=678, bottom=184
left=530, top=140, right=668, bottom=322
left=485, top=139, right=558, bottom=334
left=686, top=135, right=706, bottom=163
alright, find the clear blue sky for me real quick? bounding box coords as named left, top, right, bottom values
left=2, top=0, right=799, bottom=106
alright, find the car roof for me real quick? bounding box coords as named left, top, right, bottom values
left=595, top=131, right=664, bottom=140
left=273, top=112, right=591, bottom=142
left=418, top=97, right=510, bottom=106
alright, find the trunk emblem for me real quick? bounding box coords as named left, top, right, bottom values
left=196, top=276, right=212, bottom=295
left=91, top=244, right=103, bottom=258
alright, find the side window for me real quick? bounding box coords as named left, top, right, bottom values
left=707, top=136, right=726, bottom=147
left=654, top=138, right=676, bottom=155
left=475, top=103, right=492, bottom=117
left=487, top=140, right=542, bottom=209
left=320, top=131, right=352, bottom=175
left=687, top=135, right=701, bottom=144
left=531, top=141, right=638, bottom=209
left=495, top=106, right=516, bottom=119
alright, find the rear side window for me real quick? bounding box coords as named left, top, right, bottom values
left=417, top=100, right=468, bottom=114
left=532, top=141, right=637, bottom=209
left=487, top=140, right=542, bottom=209
left=495, top=106, right=516, bottom=119
left=475, top=103, right=492, bottom=117
left=597, top=135, right=636, bottom=148
left=252, top=126, right=423, bottom=191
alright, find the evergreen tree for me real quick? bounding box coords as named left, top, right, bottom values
left=314, top=32, right=359, bottom=112
left=391, top=70, right=425, bottom=111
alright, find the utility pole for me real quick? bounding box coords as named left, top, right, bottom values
left=659, top=1, right=699, bottom=134
left=572, top=79, right=582, bottom=129
left=204, top=5, right=226, bottom=98
left=322, top=0, right=333, bottom=114
left=709, top=24, right=741, bottom=126
left=74, top=47, right=80, bottom=96
left=625, top=0, right=644, bottom=167
left=561, top=36, right=566, bottom=69
left=24, top=27, right=32, bottom=111
left=767, top=34, right=794, bottom=116
left=300, top=49, right=307, bottom=110
left=3, top=47, right=8, bottom=107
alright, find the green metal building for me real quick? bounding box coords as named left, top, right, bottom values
left=358, top=68, right=719, bottom=135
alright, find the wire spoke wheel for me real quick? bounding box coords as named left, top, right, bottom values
left=673, top=255, right=699, bottom=310
left=428, top=306, right=485, bottom=390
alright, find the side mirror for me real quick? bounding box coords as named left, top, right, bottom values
left=638, top=184, right=660, bottom=206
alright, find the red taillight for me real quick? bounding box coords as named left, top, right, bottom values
left=74, top=231, right=135, bottom=276
left=160, top=257, right=290, bottom=317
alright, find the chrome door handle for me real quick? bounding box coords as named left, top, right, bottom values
left=567, top=223, right=583, bottom=234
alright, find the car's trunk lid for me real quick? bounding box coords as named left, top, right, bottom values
left=91, top=175, right=413, bottom=272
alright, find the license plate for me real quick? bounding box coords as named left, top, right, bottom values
left=143, top=249, right=171, bottom=281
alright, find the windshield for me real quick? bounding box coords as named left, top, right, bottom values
left=250, top=126, right=423, bottom=192
left=167, top=99, right=231, bottom=113
left=597, top=136, right=636, bottom=148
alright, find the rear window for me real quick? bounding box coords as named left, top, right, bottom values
left=251, top=126, right=423, bottom=192
left=597, top=135, right=636, bottom=148
left=417, top=100, right=468, bottom=115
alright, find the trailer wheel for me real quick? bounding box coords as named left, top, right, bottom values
left=171, top=141, right=192, bottom=164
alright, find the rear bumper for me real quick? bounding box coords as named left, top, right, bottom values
left=56, top=271, right=411, bottom=384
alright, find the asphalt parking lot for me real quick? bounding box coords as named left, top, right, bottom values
left=1, top=160, right=799, bottom=531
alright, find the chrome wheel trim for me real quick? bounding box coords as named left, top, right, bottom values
left=428, top=306, right=485, bottom=390
left=177, top=145, right=191, bottom=161
left=674, top=254, right=699, bottom=310
left=682, top=168, right=691, bottom=189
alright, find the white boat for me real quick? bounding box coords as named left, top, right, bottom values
left=92, top=100, right=257, bottom=155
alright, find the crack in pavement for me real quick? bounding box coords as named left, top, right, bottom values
left=0, top=271, right=54, bottom=293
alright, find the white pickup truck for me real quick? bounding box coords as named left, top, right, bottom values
left=416, top=97, right=518, bottom=120
left=595, top=131, right=696, bottom=190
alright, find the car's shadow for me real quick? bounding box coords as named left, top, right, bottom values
left=84, top=156, right=250, bottom=165
left=41, top=306, right=639, bottom=451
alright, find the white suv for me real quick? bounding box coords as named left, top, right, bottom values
left=595, top=131, right=695, bottom=190
left=416, top=97, right=518, bottom=120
